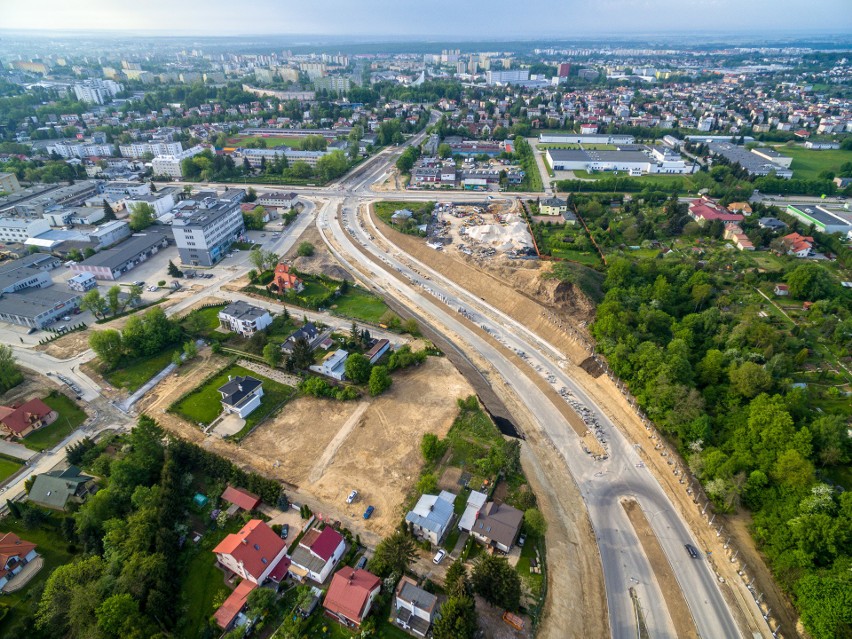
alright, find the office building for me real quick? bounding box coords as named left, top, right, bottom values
left=0, top=253, right=60, bottom=294
left=0, top=287, right=81, bottom=329
left=486, top=69, right=530, bottom=85
left=171, top=197, right=245, bottom=266
left=707, top=142, right=793, bottom=178
left=88, top=220, right=132, bottom=248
left=0, top=217, right=51, bottom=244
left=236, top=147, right=327, bottom=167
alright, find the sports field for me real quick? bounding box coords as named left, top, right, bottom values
left=773, top=146, right=852, bottom=180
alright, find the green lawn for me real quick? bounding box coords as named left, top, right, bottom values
left=331, top=287, right=389, bottom=323
left=0, top=516, right=79, bottom=639
left=516, top=537, right=545, bottom=598
left=571, top=170, right=693, bottom=189
left=182, top=305, right=226, bottom=333
left=177, top=521, right=242, bottom=639
left=103, top=345, right=182, bottom=392
left=0, top=455, right=21, bottom=482
left=772, top=146, right=852, bottom=180
left=23, top=393, right=87, bottom=452
left=171, top=364, right=294, bottom=428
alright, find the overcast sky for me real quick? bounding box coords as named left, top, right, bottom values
left=4, top=0, right=852, bottom=37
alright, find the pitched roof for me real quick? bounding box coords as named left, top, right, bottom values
left=270, top=263, right=303, bottom=291
left=28, top=466, right=93, bottom=510
left=218, top=376, right=263, bottom=409
left=0, top=398, right=54, bottom=435
left=213, top=519, right=286, bottom=581
left=309, top=526, right=344, bottom=562
left=221, top=485, right=262, bottom=511
left=688, top=198, right=745, bottom=223
left=0, top=533, right=37, bottom=580
left=213, top=579, right=256, bottom=629
left=405, top=491, right=456, bottom=536
left=323, top=567, right=381, bottom=623
left=472, top=502, right=523, bottom=548
left=396, top=575, right=438, bottom=613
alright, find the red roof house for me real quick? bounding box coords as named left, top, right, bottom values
left=221, top=485, right=262, bottom=512
left=781, top=232, right=814, bottom=257
left=0, top=398, right=56, bottom=439
left=213, top=579, right=256, bottom=629
left=0, top=533, right=39, bottom=590
left=213, top=519, right=288, bottom=585
left=323, top=567, right=381, bottom=627
left=688, top=197, right=745, bottom=225
left=268, top=263, right=304, bottom=294
left=288, top=526, right=346, bottom=583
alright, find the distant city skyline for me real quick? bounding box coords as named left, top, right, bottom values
left=5, top=0, right=852, bottom=38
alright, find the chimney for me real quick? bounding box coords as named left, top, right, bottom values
left=238, top=384, right=243, bottom=392
left=228, top=375, right=232, bottom=381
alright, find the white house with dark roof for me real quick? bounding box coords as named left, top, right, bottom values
left=393, top=575, right=439, bottom=637
left=218, top=300, right=272, bottom=337
left=218, top=375, right=264, bottom=419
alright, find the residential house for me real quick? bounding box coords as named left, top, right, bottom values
left=218, top=300, right=272, bottom=337
left=281, top=322, right=319, bottom=354
left=774, top=284, right=789, bottom=296
left=469, top=501, right=523, bottom=553
left=212, top=519, right=288, bottom=585
left=218, top=375, right=264, bottom=419
left=323, top=567, right=381, bottom=628
left=256, top=192, right=298, bottom=209
left=0, top=533, right=39, bottom=591
left=268, top=263, right=304, bottom=294
left=288, top=526, right=346, bottom=583
left=0, top=398, right=56, bottom=440
left=393, top=576, right=439, bottom=637
left=213, top=579, right=256, bottom=630
left=458, top=490, right=488, bottom=532
left=311, top=349, right=349, bottom=381
left=758, top=217, right=788, bottom=231
left=688, top=196, right=745, bottom=226
left=365, top=339, right=390, bottom=365
left=723, top=223, right=755, bottom=251
left=540, top=197, right=568, bottom=216
left=405, top=491, right=457, bottom=545
left=27, top=466, right=96, bottom=511
left=390, top=209, right=413, bottom=224
left=221, top=485, right=262, bottom=514
left=727, top=202, right=753, bottom=215
left=780, top=232, right=814, bottom=258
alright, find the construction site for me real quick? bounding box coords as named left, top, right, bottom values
left=428, top=200, right=536, bottom=257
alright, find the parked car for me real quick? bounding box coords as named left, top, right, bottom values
left=685, top=543, right=700, bottom=559
left=27, top=327, right=38, bottom=335
left=346, top=490, right=358, bottom=504
left=363, top=505, right=375, bottom=519
left=518, top=535, right=526, bottom=547
left=133, top=281, right=145, bottom=287
left=355, top=555, right=367, bottom=570
left=61, top=316, right=71, bottom=321
left=281, top=524, right=289, bottom=539
left=433, top=549, right=446, bottom=564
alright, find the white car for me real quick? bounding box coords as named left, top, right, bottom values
left=433, top=549, right=446, bottom=564
left=346, top=490, right=358, bottom=504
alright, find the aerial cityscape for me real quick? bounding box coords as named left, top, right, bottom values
left=0, top=3, right=850, bottom=639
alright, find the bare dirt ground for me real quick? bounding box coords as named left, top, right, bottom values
left=136, top=351, right=473, bottom=544
left=368, top=208, right=784, bottom=638
left=475, top=594, right=533, bottom=639
left=622, top=498, right=699, bottom=639
left=39, top=330, right=93, bottom=359
left=282, top=224, right=353, bottom=281
left=0, top=370, right=62, bottom=405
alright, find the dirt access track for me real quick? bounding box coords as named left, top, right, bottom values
left=136, top=349, right=473, bottom=543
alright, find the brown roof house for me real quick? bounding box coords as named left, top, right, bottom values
left=469, top=501, right=523, bottom=553
left=0, top=532, right=39, bottom=591
left=0, top=398, right=56, bottom=440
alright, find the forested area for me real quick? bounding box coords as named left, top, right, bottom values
left=4, top=415, right=284, bottom=639
left=591, top=255, right=852, bottom=638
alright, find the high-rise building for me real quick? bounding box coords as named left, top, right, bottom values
left=73, top=79, right=123, bottom=105
left=171, top=197, right=245, bottom=266
left=558, top=62, right=572, bottom=78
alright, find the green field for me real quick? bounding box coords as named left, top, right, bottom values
left=772, top=146, right=852, bottom=180
left=571, top=170, right=695, bottom=188
left=170, top=364, right=293, bottom=428
left=227, top=135, right=306, bottom=148
left=0, top=455, right=21, bottom=482
left=331, top=287, right=389, bottom=323
left=104, top=345, right=183, bottom=392
left=23, top=393, right=87, bottom=452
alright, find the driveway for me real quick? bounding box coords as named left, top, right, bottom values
left=0, top=439, right=36, bottom=461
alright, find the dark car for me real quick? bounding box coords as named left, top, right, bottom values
left=685, top=543, right=700, bottom=559
left=363, top=505, right=375, bottom=519
left=355, top=555, right=367, bottom=570
left=281, top=524, right=289, bottom=539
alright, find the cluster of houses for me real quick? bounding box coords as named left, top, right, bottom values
left=205, top=483, right=524, bottom=635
